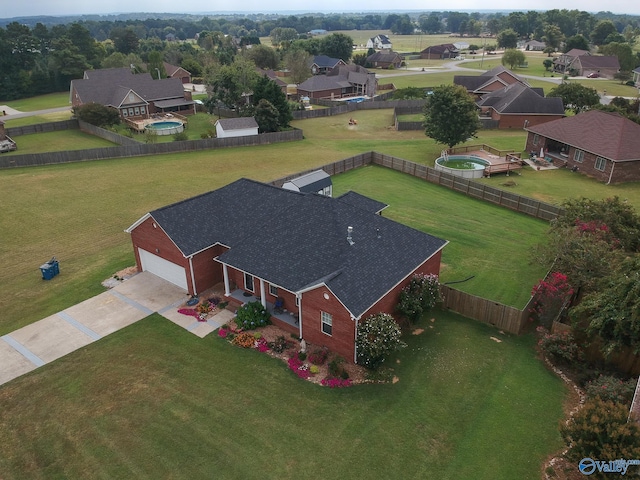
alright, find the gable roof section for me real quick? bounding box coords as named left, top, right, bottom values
left=526, top=110, right=640, bottom=161
left=311, top=55, right=343, bottom=69
left=135, top=178, right=446, bottom=319
left=477, top=83, right=564, bottom=115
left=454, top=66, right=528, bottom=94
left=366, top=51, right=402, bottom=64
left=336, top=191, right=388, bottom=214
left=71, top=68, right=186, bottom=107
left=421, top=43, right=458, bottom=55
left=216, top=117, right=258, bottom=131
left=575, top=55, right=620, bottom=70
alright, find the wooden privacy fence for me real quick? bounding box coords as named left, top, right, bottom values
left=441, top=286, right=529, bottom=334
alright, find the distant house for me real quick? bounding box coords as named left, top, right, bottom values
left=308, top=29, right=328, bottom=36
left=366, top=34, right=392, bottom=50
left=256, top=68, right=289, bottom=96
left=0, top=120, right=17, bottom=153
left=297, top=64, right=377, bottom=100
left=524, top=40, right=546, bottom=51
left=420, top=44, right=459, bottom=60
left=524, top=110, right=640, bottom=184
left=633, top=66, right=640, bottom=86
left=310, top=55, right=346, bottom=75
left=70, top=68, right=195, bottom=120
left=214, top=117, right=259, bottom=138
left=454, top=66, right=529, bottom=98
left=163, top=62, right=191, bottom=84
left=282, top=170, right=333, bottom=196
left=125, top=178, right=447, bottom=362
left=553, top=49, right=620, bottom=78
left=366, top=51, right=403, bottom=69
left=476, top=83, right=565, bottom=129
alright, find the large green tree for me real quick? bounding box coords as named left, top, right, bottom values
left=252, top=74, right=292, bottom=130
left=496, top=28, right=519, bottom=49
left=320, top=33, right=353, bottom=62
left=548, top=83, right=600, bottom=114
left=284, top=48, right=312, bottom=84
left=599, top=42, right=637, bottom=72
left=501, top=49, right=526, bottom=69
left=591, top=20, right=618, bottom=46
left=423, top=84, right=480, bottom=148
left=207, top=57, right=259, bottom=111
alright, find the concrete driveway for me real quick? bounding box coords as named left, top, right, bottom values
left=0, top=272, right=187, bottom=387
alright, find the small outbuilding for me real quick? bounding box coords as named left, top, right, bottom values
left=282, top=170, right=332, bottom=196
left=214, top=117, right=259, bottom=138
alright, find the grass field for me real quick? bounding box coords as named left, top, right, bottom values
left=4, top=129, right=117, bottom=154
left=0, top=310, right=565, bottom=480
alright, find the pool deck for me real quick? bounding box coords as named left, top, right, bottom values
left=465, top=149, right=524, bottom=176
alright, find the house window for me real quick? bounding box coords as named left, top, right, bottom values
left=295, top=296, right=299, bottom=307
left=532, top=134, right=539, bottom=145
left=595, top=156, right=606, bottom=171
left=140, top=106, right=146, bottom=114
left=129, top=93, right=135, bottom=102
left=321, top=311, right=332, bottom=336
left=134, top=107, right=140, bottom=115
left=128, top=108, right=134, bottom=116
left=574, top=150, right=584, bottom=163
left=244, top=273, right=254, bottom=292
left=269, top=284, right=278, bottom=296
left=122, top=109, right=128, bottom=117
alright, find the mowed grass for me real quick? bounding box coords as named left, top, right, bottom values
left=4, top=129, right=117, bottom=154
left=0, top=311, right=565, bottom=480
left=333, top=166, right=549, bottom=307
left=2, top=92, right=70, bottom=111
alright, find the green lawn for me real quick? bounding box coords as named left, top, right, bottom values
left=333, top=166, right=549, bottom=307
left=0, top=311, right=565, bottom=480
left=4, top=129, right=117, bottom=154
left=3, top=92, right=70, bottom=111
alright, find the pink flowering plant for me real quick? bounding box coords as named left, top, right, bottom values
left=529, top=272, right=574, bottom=328
left=584, top=375, right=637, bottom=404
left=287, top=356, right=311, bottom=379
left=537, top=326, right=584, bottom=366
left=321, top=377, right=352, bottom=388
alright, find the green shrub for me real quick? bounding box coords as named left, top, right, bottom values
left=537, top=327, right=584, bottom=366
left=298, top=351, right=307, bottom=361
left=356, top=313, right=406, bottom=370
left=585, top=375, right=637, bottom=405
left=235, top=301, right=271, bottom=330
left=328, top=356, right=347, bottom=378
left=309, top=365, right=319, bottom=374
left=397, top=274, right=441, bottom=322
left=173, top=131, right=188, bottom=141
left=308, top=347, right=329, bottom=365
left=268, top=335, right=291, bottom=354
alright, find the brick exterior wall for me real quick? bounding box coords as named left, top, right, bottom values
left=523, top=132, right=635, bottom=183
left=495, top=114, right=564, bottom=129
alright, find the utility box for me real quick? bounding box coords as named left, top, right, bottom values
left=40, top=257, right=59, bottom=280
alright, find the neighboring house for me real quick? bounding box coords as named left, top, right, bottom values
left=282, top=170, right=333, bottom=196
left=366, top=34, right=392, bottom=50
left=524, top=110, right=640, bottom=183
left=214, top=117, right=259, bottom=138
left=420, top=44, right=460, bottom=60
left=454, top=65, right=529, bottom=98
left=297, top=64, right=377, bottom=100
left=163, top=62, right=191, bottom=84
left=125, top=178, right=447, bottom=362
left=256, top=68, right=289, bottom=96
left=308, top=29, right=328, bottom=36
left=633, top=66, right=640, bottom=86
left=524, top=40, right=546, bottom=51
left=366, top=51, right=403, bottom=69
left=553, top=49, right=620, bottom=78
left=70, top=67, right=195, bottom=120
left=476, top=83, right=565, bottom=129
left=310, top=55, right=346, bottom=75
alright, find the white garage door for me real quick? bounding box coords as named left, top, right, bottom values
left=138, top=248, right=188, bottom=290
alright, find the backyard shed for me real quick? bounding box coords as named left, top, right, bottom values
left=282, top=170, right=332, bottom=196
left=215, top=117, right=259, bottom=138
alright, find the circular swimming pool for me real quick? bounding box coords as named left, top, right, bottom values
left=145, top=120, right=184, bottom=135
left=435, top=155, right=489, bottom=179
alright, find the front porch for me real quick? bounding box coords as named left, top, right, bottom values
left=226, top=289, right=300, bottom=335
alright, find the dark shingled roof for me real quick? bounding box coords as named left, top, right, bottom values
left=526, top=110, right=640, bottom=162
left=145, top=179, right=446, bottom=318
left=71, top=68, right=186, bottom=107
left=216, top=117, right=258, bottom=130
left=311, top=55, right=343, bottom=68
left=476, top=83, right=565, bottom=115
left=335, top=191, right=388, bottom=214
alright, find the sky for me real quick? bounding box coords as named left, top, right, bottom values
left=3, top=0, right=640, bottom=18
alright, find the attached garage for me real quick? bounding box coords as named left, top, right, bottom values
left=138, top=248, right=188, bottom=291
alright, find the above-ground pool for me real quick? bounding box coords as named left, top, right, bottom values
left=435, top=154, right=489, bottom=179
left=145, top=120, right=184, bottom=135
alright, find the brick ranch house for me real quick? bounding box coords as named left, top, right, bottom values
left=125, top=178, right=447, bottom=362
left=524, top=110, right=640, bottom=184
left=70, top=67, right=195, bottom=121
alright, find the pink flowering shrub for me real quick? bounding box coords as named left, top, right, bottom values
left=287, top=356, right=311, bottom=379
left=321, top=377, right=352, bottom=388
left=218, top=328, right=228, bottom=338
left=529, top=272, right=574, bottom=328
left=255, top=337, right=269, bottom=352
left=585, top=375, right=637, bottom=404
left=537, top=326, right=583, bottom=366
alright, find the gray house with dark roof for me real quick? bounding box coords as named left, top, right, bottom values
left=126, top=178, right=447, bottom=361
left=297, top=64, right=377, bottom=100
left=310, top=55, right=346, bottom=75
left=70, top=67, right=195, bottom=120
left=525, top=110, right=640, bottom=183
left=476, top=83, right=565, bottom=129
left=553, top=49, right=620, bottom=78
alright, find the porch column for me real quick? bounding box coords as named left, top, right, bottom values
left=259, top=279, right=266, bottom=309
left=222, top=263, right=230, bottom=296
left=297, top=294, right=302, bottom=339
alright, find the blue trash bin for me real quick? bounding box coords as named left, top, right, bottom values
left=40, top=258, right=59, bottom=280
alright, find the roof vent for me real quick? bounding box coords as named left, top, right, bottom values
left=347, top=226, right=355, bottom=246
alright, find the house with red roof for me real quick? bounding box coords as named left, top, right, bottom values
left=125, top=178, right=447, bottom=362
left=524, top=110, right=640, bottom=183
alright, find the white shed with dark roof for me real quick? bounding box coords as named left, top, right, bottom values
left=214, top=117, right=259, bottom=138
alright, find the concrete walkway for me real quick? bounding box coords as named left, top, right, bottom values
left=0, top=272, right=223, bottom=387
